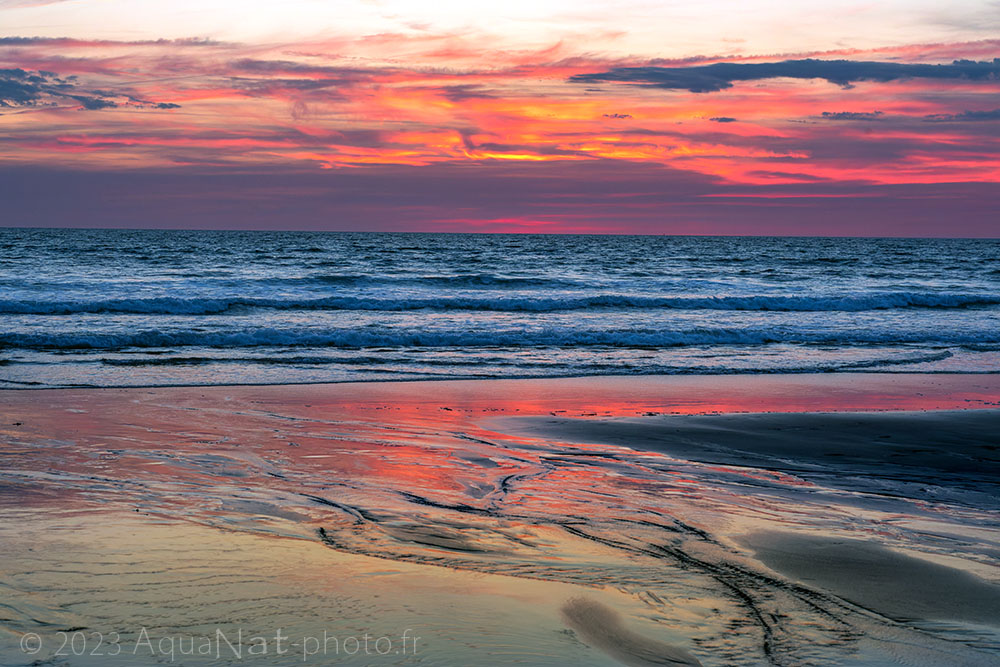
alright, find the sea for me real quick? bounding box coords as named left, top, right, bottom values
left=1, top=228, right=999, bottom=388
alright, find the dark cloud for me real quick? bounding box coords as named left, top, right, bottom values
left=924, top=108, right=1000, bottom=122
left=747, top=170, right=827, bottom=182
left=708, top=116, right=737, bottom=123
left=227, top=76, right=350, bottom=98
left=439, top=84, right=496, bottom=101
left=471, top=141, right=589, bottom=158
left=603, top=113, right=632, bottom=119
left=821, top=111, right=884, bottom=121
left=0, top=67, right=179, bottom=110
left=229, top=59, right=377, bottom=79
left=570, top=58, right=1000, bottom=93
left=0, top=67, right=71, bottom=106
left=72, top=95, right=117, bottom=110
left=225, top=60, right=379, bottom=98
left=231, top=77, right=344, bottom=90
left=0, top=36, right=227, bottom=47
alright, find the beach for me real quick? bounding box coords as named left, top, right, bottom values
left=1, top=373, right=999, bottom=665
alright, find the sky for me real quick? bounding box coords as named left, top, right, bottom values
left=1, top=0, right=1000, bottom=235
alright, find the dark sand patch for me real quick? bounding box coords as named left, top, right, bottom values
left=561, top=597, right=703, bottom=666
left=489, top=410, right=1000, bottom=489
left=742, top=531, right=1000, bottom=625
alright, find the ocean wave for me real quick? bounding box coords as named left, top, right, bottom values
left=1, top=327, right=996, bottom=350
left=836, top=350, right=954, bottom=369
left=2, top=292, right=999, bottom=315
left=88, top=349, right=954, bottom=369
left=285, top=273, right=583, bottom=288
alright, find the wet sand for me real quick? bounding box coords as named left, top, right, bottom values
left=0, top=509, right=666, bottom=666
left=740, top=532, right=1000, bottom=626
left=1, top=374, right=999, bottom=665
left=490, top=409, right=1000, bottom=499
left=490, top=409, right=1000, bottom=475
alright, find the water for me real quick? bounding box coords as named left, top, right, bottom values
left=1, top=228, right=999, bottom=388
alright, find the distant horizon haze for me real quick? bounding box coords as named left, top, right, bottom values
left=1, top=225, right=998, bottom=240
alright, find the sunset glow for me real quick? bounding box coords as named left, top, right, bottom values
left=2, top=1, right=999, bottom=234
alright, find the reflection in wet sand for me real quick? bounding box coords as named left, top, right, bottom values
left=0, top=510, right=656, bottom=666
left=1, top=374, right=999, bottom=665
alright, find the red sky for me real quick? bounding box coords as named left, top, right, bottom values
left=2, top=1, right=1000, bottom=235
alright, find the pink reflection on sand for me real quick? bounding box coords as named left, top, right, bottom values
left=2, top=375, right=999, bottom=663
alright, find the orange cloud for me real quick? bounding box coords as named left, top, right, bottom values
left=2, top=33, right=1000, bottom=190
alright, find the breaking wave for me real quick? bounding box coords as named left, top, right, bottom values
left=1, top=327, right=996, bottom=350
left=3, top=292, right=999, bottom=315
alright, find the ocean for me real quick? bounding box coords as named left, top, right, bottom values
left=2, top=228, right=999, bottom=388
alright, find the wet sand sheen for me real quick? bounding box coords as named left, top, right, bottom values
left=561, top=598, right=704, bottom=666
left=0, top=509, right=666, bottom=666
left=1, top=374, right=999, bottom=665
left=740, top=532, right=1000, bottom=626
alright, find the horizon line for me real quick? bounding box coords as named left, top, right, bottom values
left=2, top=225, right=999, bottom=241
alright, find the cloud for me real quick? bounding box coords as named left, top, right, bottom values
left=439, top=84, right=496, bottom=101
left=821, top=111, right=884, bottom=121
left=228, top=77, right=347, bottom=95
left=570, top=58, right=1000, bottom=92
left=0, top=68, right=74, bottom=107
left=0, top=67, right=179, bottom=110
left=72, top=95, right=117, bottom=110
left=222, top=59, right=381, bottom=98
left=924, top=108, right=1000, bottom=122
left=3, top=34, right=1000, bottom=195
left=229, top=59, right=377, bottom=79
left=0, top=36, right=227, bottom=47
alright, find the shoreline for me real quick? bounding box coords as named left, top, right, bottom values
left=3, top=374, right=1000, bottom=424
left=7, top=226, right=1000, bottom=239
left=4, top=369, right=1000, bottom=394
